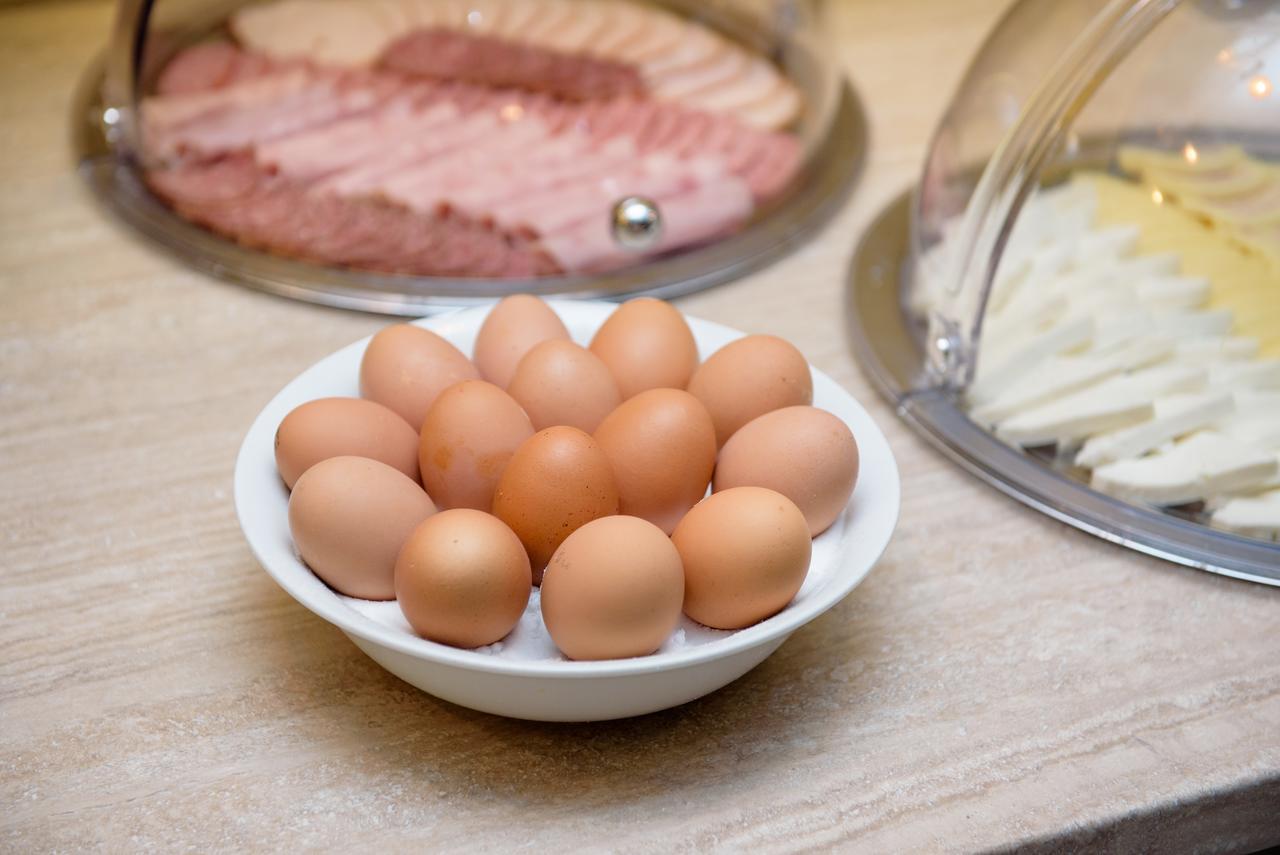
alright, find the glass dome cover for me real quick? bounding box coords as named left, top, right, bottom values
left=77, top=0, right=864, bottom=312
left=849, top=0, right=1280, bottom=582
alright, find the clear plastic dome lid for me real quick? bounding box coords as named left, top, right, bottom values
left=878, top=0, right=1280, bottom=573
left=80, top=0, right=858, bottom=309
left=912, top=0, right=1279, bottom=384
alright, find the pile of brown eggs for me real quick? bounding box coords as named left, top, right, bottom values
left=277, top=296, right=860, bottom=661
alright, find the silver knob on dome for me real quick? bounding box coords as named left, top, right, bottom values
left=610, top=196, right=663, bottom=251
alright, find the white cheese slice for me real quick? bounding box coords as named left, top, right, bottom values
left=983, top=241, right=1075, bottom=322
left=1024, top=242, right=1073, bottom=287
left=1151, top=309, right=1238, bottom=338
left=1072, top=251, right=1181, bottom=285
left=1134, top=276, right=1210, bottom=310
left=1209, top=360, right=1280, bottom=390
left=1075, top=391, right=1234, bottom=467
left=997, top=392, right=1151, bottom=447
left=1092, top=431, right=1279, bottom=506
left=1211, top=487, right=1280, bottom=540
left=972, top=335, right=1173, bottom=426
left=971, top=316, right=1093, bottom=405
left=1072, top=224, right=1140, bottom=266
left=990, top=244, right=1152, bottom=331
left=984, top=295, right=1069, bottom=341
left=987, top=254, right=1031, bottom=315
left=1219, top=414, right=1280, bottom=451
left=1090, top=309, right=1235, bottom=353
left=1234, top=390, right=1280, bottom=416
left=996, top=364, right=1206, bottom=446
left=1174, top=336, right=1259, bottom=362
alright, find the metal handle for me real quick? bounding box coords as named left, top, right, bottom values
left=611, top=196, right=664, bottom=252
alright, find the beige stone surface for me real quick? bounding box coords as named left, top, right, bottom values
left=2, top=0, right=1278, bottom=851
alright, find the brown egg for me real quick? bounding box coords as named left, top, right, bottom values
left=274, top=397, right=419, bottom=490
left=360, top=323, right=479, bottom=430
left=541, top=516, right=684, bottom=661
left=686, top=334, right=813, bottom=447
left=394, top=509, right=531, bottom=648
left=593, top=388, right=716, bottom=534
left=288, top=456, right=436, bottom=600
left=491, top=426, right=620, bottom=583
left=714, top=406, right=859, bottom=536
left=419, top=380, right=534, bottom=511
left=672, top=486, right=811, bottom=630
left=473, top=295, right=570, bottom=388
left=507, top=340, right=622, bottom=433
left=588, top=297, right=699, bottom=399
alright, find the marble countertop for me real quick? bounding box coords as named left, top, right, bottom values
left=2, top=0, right=1278, bottom=850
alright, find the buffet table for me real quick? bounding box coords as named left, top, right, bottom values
left=3, top=0, right=1278, bottom=849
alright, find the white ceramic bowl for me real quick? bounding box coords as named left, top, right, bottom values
left=234, top=300, right=900, bottom=721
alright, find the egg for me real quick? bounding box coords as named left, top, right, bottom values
left=714, top=406, right=859, bottom=536
left=686, top=334, right=814, bottom=447
left=360, top=323, right=479, bottom=430
left=588, top=297, right=699, bottom=399
left=491, top=426, right=620, bottom=583
left=394, top=509, right=531, bottom=648
left=274, top=397, right=419, bottom=490
left=671, top=486, right=811, bottom=630
left=473, top=295, right=571, bottom=388
left=541, top=516, right=684, bottom=660
left=593, top=388, right=716, bottom=534
left=507, top=340, right=622, bottom=433
left=418, top=380, right=534, bottom=510
left=288, top=456, right=436, bottom=600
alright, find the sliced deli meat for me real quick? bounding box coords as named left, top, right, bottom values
left=380, top=28, right=645, bottom=101
left=143, top=5, right=808, bottom=278
left=226, top=0, right=802, bottom=129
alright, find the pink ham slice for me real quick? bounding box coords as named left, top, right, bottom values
left=540, top=176, right=754, bottom=273
left=486, top=0, right=544, bottom=40
left=505, top=158, right=718, bottom=236
left=600, top=99, right=663, bottom=145
left=254, top=97, right=416, bottom=173
left=381, top=118, right=551, bottom=213
left=256, top=100, right=457, bottom=180
left=641, top=28, right=727, bottom=80
left=670, top=112, right=739, bottom=159
left=607, top=9, right=686, bottom=64
left=741, top=133, right=803, bottom=202
left=531, top=1, right=611, bottom=55
left=225, top=51, right=285, bottom=86
left=734, top=80, right=803, bottom=130
left=479, top=138, right=639, bottom=230
left=312, top=111, right=501, bottom=196
left=155, top=42, right=242, bottom=95
left=651, top=48, right=751, bottom=102
left=584, top=99, right=640, bottom=142
left=148, top=156, right=562, bottom=277
left=705, top=127, right=802, bottom=203
left=506, top=0, right=578, bottom=48
left=442, top=131, right=593, bottom=211
left=645, top=110, right=713, bottom=158
left=633, top=105, right=679, bottom=151
left=142, top=69, right=313, bottom=136
left=680, top=57, right=781, bottom=115
left=380, top=27, right=644, bottom=102
left=230, top=0, right=390, bottom=66
left=146, top=154, right=262, bottom=208
left=153, top=80, right=390, bottom=158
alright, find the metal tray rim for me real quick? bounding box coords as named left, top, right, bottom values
left=845, top=189, right=1280, bottom=587
left=73, top=54, right=867, bottom=315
